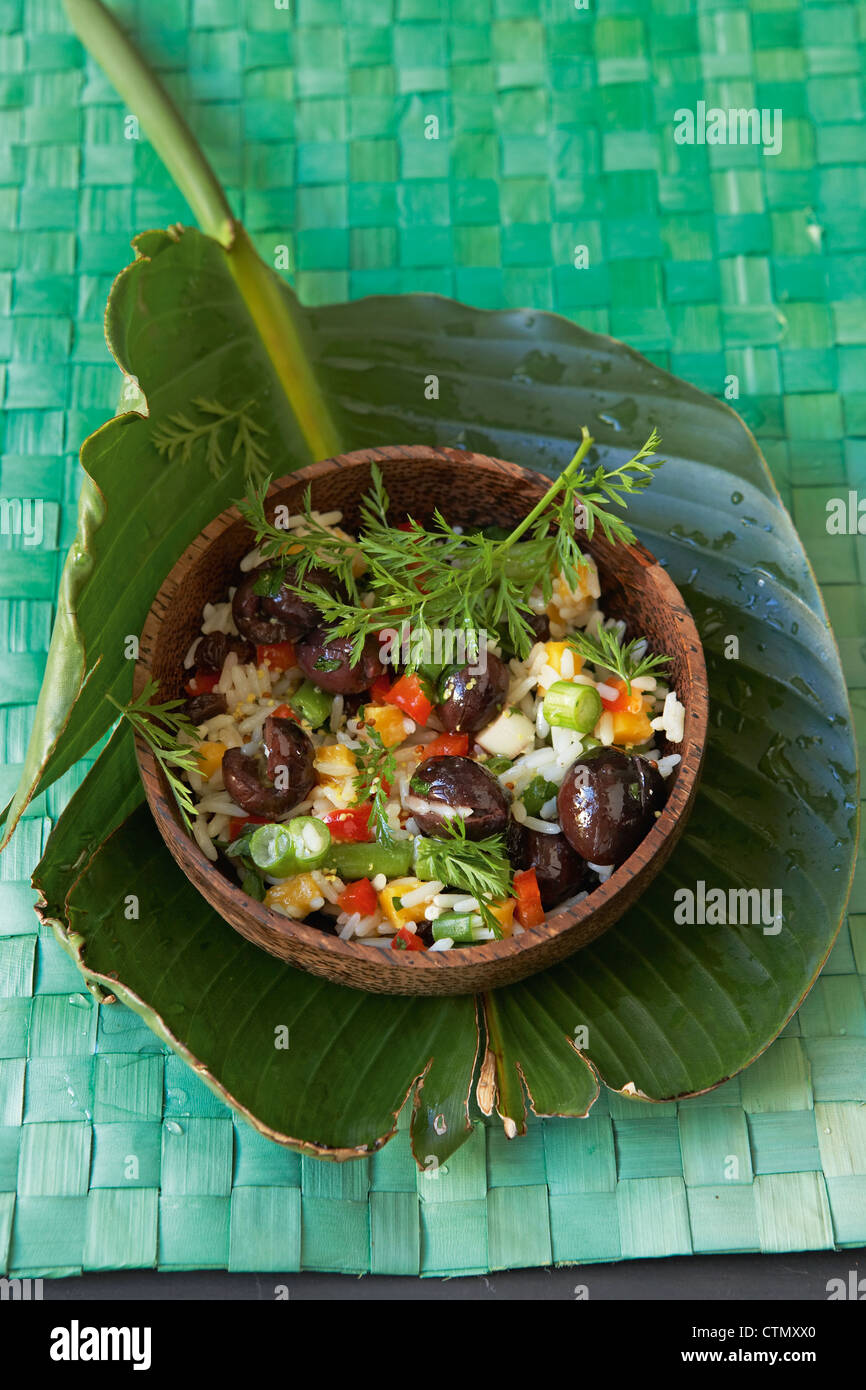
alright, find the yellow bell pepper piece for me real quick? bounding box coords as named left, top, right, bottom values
left=538, top=640, right=583, bottom=688
left=378, top=877, right=432, bottom=930
left=313, top=744, right=357, bottom=779
left=195, top=741, right=226, bottom=781
left=363, top=704, right=408, bottom=747
left=488, top=897, right=517, bottom=936
left=264, top=873, right=322, bottom=919
left=612, top=709, right=654, bottom=747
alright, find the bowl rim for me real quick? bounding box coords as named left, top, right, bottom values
left=134, top=443, right=709, bottom=981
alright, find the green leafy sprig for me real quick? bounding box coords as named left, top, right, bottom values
left=236, top=475, right=360, bottom=598
left=107, top=678, right=200, bottom=831
left=153, top=397, right=269, bottom=484
left=353, top=727, right=398, bottom=846
left=568, top=625, right=671, bottom=693
left=414, top=817, right=513, bottom=937
left=568, top=427, right=663, bottom=545
left=235, top=428, right=664, bottom=662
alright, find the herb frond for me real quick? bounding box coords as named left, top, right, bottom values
left=567, top=624, right=671, bottom=692
left=153, top=397, right=269, bottom=484
left=353, top=726, right=398, bottom=845
left=234, top=428, right=664, bottom=662
left=107, top=678, right=199, bottom=831
left=416, top=818, right=513, bottom=936
left=236, top=473, right=361, bottom=599
left=566, top=428, right=663, bottom=547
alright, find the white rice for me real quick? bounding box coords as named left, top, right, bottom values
left=652, top=691, right=685, bottom=744
left=182, top=532, right=687, bottom=948
left=596, top=712, right=615, bottom=746
left=452, top=896, right=479, bottom=913
left=193, top=816, right=218, bottom=862
left=399, top=880, right=444, bottom=908
left=195, top=793, right=246, bottom=816
left=329, top=694, right=344, bottom=733
left=512, top=801, right=561, bottom=834
left=588, top=862, right=614, bottom=882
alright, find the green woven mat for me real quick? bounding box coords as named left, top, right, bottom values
left=1, top=0, right=865, bottom=1277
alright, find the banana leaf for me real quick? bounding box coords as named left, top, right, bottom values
left=32, top=238, right=858, bottom=1156
left=25, top=0, right=860, bottom=1160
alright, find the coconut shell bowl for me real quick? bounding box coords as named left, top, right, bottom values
left=134, top=445, right=708, bottom=996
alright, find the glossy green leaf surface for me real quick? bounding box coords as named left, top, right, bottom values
left=32, top=230, right=857, bottom=1157
left=39, top=782, right=478, bottom=1163
left=307, top=294, right=858, bottom=1124
left=3, top=227, right=339, bottom=847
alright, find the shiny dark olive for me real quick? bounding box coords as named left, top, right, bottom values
left=195, top=631, right=254, bottom=672
left=184, top=691, right=227, bottom=725
left=436, top=653, right=509, bottom=735
left=505, top=818, right=588, bottom=908
left=296, top=627, right=386, bottom=695
left=261, top=564, right=341, bottom=635
left=557, top=746, right=667, bottom=867
left=409, top=756, right=510, bottom=840
left=526, top=611, right=551, bottom=645
left=525, top=828, right=589, bottom=908
left=222, top=716, right=315, bottom=819
left=232, top=564, right=338, bottom=645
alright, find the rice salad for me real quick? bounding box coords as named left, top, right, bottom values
left=174, top=474, right=686, bottom=955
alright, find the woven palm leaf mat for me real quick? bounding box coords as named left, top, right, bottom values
left=1, top=0, right=865, bottom=1278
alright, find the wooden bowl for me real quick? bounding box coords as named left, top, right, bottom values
left=134, top=446, right=708, bottom=995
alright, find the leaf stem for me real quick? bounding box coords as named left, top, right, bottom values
left=64, top=0, right=345, bottom=462
left=227, top=227, right=344, bottom=461
left=64, top=0, right=234, bottom=245
left=498, top=428, right=595, bottom=553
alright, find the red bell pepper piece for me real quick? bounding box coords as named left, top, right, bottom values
left=513, top=867, right=545, bottom=928
left=420, top=732, right=469, bottom=761
left=256, top=641, right=296, bottom=672
left=383, top=672, right=433, bottom=726
left=600, top=678, right=642, bottom=714
left=320, top=806, right=375, bottom=843
left=271, top=703, right=300, bottom=722
left=184, top=668, right=220, bottom=697
left=228, top=814, right=270, bottom=842
left=391, top=925, right=427, bottom=952
left=369, top=675, right=393, bottom=703
left=337, top=878, right=379, bottom=917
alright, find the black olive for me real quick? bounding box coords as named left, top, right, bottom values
left=409, top=755, right=510, bottom=840
left=504, top=817, right=588, bottom=908
left=222, top=716, right=315, bottom=819
left=296, top=627, right=386, bottom=695
left=232, top=564, right=338, bottom=646
left=557, top=746, right=666, bottom=867
left=260, top=564, right=341, bottom=637
left=526, top=829, right=588, bottom=908
left=436, top=653, right=509, bottom=734
left=195, top=631, right=254, bottom=672
left=184, top=691, right=227, bottom=725
left=527, top=611, right=551, bottom=644
left=504, top=815, right=528, bottom=869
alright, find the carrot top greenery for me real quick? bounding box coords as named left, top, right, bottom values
left=238, top=427, right=664, bottom=661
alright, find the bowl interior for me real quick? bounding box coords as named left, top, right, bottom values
left=136, top=446, right=707, bottom=995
